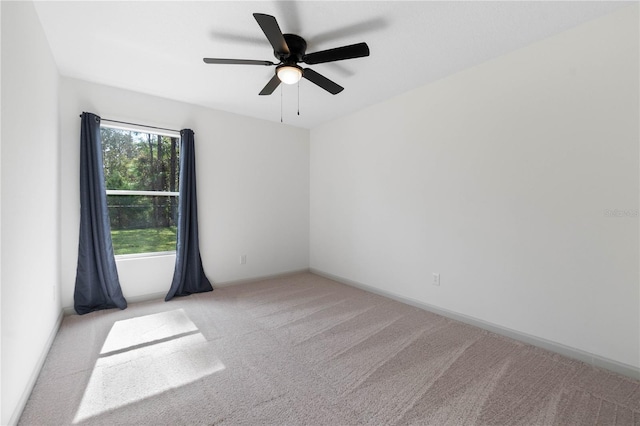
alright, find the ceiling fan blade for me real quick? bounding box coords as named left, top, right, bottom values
left=253, top=13, right=290, bottom=55
left=259, top=74, right=281, bottom=96
left=303, top=68, right=343, bottom=95
left=303, top=42, right=369, bottom=65
left=203, top=58, right=276, bottom=66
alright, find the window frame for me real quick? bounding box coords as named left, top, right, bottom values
left=100, top=123, right=181, bottom=258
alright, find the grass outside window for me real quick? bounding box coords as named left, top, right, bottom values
left=111, top=227, right=177, bottom=255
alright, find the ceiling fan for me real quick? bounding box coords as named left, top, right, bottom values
left=203, top=13, right=370, bottom=96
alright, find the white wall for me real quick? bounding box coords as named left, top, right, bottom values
left=0, top=3, right=3, bottom=422
left=1, top=2, right=62, bottom=424
left=310, top=5, right=639, bottom=369
left=59, top=78, right=310, bottom=308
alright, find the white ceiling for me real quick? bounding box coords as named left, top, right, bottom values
left=34, top=1, right=630, bottom=129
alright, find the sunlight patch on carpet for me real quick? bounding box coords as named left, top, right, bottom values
left=73, top=310, right=225, bottom=423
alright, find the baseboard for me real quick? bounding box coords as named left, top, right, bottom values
left=125, top=291, right=168, bottom=305
left=62, top=270, right=312, bottom=314
left=310, top=268, right=640, bottom=381
left=63, top=291, right=168, bottom=316
left=8, top=309, right=65, bottom=426
left=214, top=268, right=311, bottom=287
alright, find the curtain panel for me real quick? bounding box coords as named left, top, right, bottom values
left=165, top=129, right=213, bottom=301
left=74, top=112, right=127, bottom=314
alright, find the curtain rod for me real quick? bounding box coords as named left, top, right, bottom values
left=79, top=113, right=181, bottom=133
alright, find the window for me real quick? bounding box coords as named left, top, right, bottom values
left=101, top=125, right=180, bottom=256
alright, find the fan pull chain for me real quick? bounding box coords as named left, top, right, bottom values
left=297, top=81, right=300, bottom=116
left=280, top=85, right=283, bottom=123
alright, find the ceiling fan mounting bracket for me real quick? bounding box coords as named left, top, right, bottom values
left=277, top=34, right=307, bottom=64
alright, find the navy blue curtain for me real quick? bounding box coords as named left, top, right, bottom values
left=74, top=112, right=127, bottom=314
left=165, top=129, right=213, bottom=301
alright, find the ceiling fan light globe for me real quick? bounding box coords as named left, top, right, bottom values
left=277, top=65, right=302, bottom=84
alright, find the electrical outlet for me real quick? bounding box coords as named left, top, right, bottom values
left=432, top=273, right=440, bottom=286
left=240, top=254, right=247, bottom=265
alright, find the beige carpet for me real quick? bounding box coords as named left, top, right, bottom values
left=19, top=273, right=640, bottom=425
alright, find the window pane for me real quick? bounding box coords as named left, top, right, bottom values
left=101, top=127, right=180, bottom=193
left=107, top=195, right=178, bottom=255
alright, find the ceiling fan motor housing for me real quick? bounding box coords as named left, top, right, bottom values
left=278, top=34, right=307, bottom=64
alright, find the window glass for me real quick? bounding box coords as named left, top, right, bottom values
left=101, top=126, right=180, bottom=255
